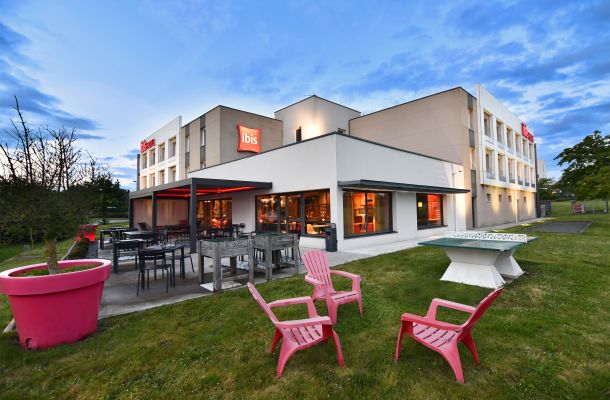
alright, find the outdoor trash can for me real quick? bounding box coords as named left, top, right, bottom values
left=325, top=223, right=337, bottom=252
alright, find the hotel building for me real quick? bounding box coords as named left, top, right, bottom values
left=130, top=87, right=537, bottom=251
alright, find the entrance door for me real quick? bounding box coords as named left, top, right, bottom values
left=280, top=194, right=302, bottom=234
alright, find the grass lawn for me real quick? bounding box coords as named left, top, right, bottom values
left=0, top=213, right=608, bottom=399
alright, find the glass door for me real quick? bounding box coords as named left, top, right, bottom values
left=280, top=194, right=302, bottom=234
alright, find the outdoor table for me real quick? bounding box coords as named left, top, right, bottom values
left=418, top=232, right=536, bottom=289
left=198, top=238, right=254, bottom=292
left=252, top=233, right=300, bottom=281
left=145, top=243, right=186, bottom=285
left=124, top=230, right=155, bottom=245
left=99, top=227, right=128, bottom=249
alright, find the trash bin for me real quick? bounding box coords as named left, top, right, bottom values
left=325, top=223, right=337, bottom=252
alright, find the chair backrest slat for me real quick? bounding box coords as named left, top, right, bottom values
left=302, top=250, right=334, bottom=289
left=247, top=283, right=278, bottom=324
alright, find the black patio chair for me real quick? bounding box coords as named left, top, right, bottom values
left=112, top=240, right=143, bottom=273
left=138, top=222, right=152, bottom=231
left=174, top=239, right=195, bottom=274
left=137, top=248, right=174, bottom=295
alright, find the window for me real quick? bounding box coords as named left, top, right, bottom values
left=507, top=128, right=513, bottom=149
left=417, top=194, right=443, bottom=229
left=486, top=193, right=492, bottom=202
left=141, top=176, right=147, bottom=189
left=498, top=153, right=506, bottom=180
left=496, top=121, right=503, bottom=143
left=169, top=137, right=177, bottom=158
left=142, top=153, right=147, bottom=169
left=508, top=158, right=515, bottom=182
left=158, top=143, right=165, bottom=162
left=185, top=134, right=190, bottom=153
left=200, top=127, right=206, bottom=146
left=343, top=191, right=392, bottom=236
left=159, top=170, right=165, bottom=185
left=508, top=195, right=512, bottom=203
left=485, top=149, right=494, bottom=178
left=255, top=190, right=331, bottom=236
left=150, top=148, right=155, bottom=165
left=295, top=127, right=302, bottom=142
left=515, top=134, right=521, bottom=154
left=484, top=113, right=492, bottom=137
left=169, top=166, right=176, bottom=183
left=150, top=173, right=155, bottom=187
left=498, top=194, right=503, bottom=203
left=197, top=199, right=232, bottom=228
left=523, top=197, right=527, bottom=203
left=468, top=108, right=474, bottom=129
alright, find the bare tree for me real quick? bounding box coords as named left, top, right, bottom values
left=0, top=97, right=100, bottom=274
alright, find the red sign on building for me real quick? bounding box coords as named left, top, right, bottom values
left=521, top=123, right=534, bottom=143
left=237, top=124, right=261, bottom=153
left=140, top=139, right=155, bottom=153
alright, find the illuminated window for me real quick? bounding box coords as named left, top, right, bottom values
left=343, top=191, right=391, bottom=236
left=197, top=199, right=232, bottom=228
left=255, top=190, right=331, bottom=236
left=416, top=194, right=443, bottom=229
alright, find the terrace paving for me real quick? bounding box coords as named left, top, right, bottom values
left=99, top=218, right=541, bottom=318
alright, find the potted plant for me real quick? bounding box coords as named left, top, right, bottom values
left=0, top=98, right=111, bottom=349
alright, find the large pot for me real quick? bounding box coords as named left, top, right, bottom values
left=0, top=259, right=111, bottom=349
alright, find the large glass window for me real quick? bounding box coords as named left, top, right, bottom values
left=417, top=194, right=443, bottom=229
left=343, top=191, right=392, bottom=237
left=256, top=189, right=330, bottom=236
left=197, top=199, right=232, bottom=228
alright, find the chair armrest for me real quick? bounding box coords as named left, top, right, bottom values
left=400, top=313, right=461, bottom=331
left=305, top=275, right=324, bottom=286
left=331, top=270, right=361, bottom=292
left=276, top=316, right=332, bottom=329
left=426, top=298, right=476, bottom=320
left=269, top=296, right=318, bottom=318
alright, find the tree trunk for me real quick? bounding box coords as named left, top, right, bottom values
left=45, top=238, right=60, bottom=275
left=605, top=197, right=609, bottom=213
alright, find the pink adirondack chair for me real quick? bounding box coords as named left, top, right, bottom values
left=394, top=288, right=503, bottom=384
left=301, top=250, right=363, bottom=324
left=247, top=282, right=345, bottom=377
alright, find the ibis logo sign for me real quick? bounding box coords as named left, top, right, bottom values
left=237, top=124, right=261, bottom=153
left=140, top=139, right=155, bottom=153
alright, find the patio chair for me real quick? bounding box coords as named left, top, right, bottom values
left=394, top=288, right=503, bottom=384
left=112, top=239, right=143, bottom=273
left=301, top=250, right=363, bottom=324
left=174, top=238, right=195, bottom=274
left=247, top=282, right=344, bottom=377
left=137, top=248, right=174, bottom=295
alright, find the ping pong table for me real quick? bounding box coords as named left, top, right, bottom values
left=419, top=232, right=536, bottom=289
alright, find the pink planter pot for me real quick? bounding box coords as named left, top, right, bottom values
left=0, top=259, right=111, bottom=349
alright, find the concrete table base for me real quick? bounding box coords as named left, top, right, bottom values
left=439, top=248, right=509, bottom=289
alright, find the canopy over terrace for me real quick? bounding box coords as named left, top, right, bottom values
left=129, top=178, right=272, bottom=249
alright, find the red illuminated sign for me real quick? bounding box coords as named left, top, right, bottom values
left=237, top=124, right=261, bottom=153
left=140, top=139, right=155, bottom=153
left=521, top=123, right=534, bottom=143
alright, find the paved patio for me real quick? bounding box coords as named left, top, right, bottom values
left=99, top=218, right=542, bottom=319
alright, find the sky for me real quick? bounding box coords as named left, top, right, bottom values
left=1, top=0, right=609, bottom=189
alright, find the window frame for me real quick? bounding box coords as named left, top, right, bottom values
left=343, top=190, right=393, bottom=238
left=416, top=193, right=445, bottom=230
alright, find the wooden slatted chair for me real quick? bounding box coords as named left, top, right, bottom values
left=394, top=288, right=503, bottom=384
left=301, top=250, right=363, bottom=324
left=247, top=282, right=345, bottom=377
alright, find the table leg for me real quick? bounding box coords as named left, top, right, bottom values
left=494, top=248, right=524, bottom=278
left=440, top=248, right=505, bottom=289
left=213, top=253, right=221, bottom=292
left=265, top=248, right=272, bottom=281
left=100, top=232, right=105, bottom=250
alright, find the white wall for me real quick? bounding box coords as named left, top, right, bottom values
left=189, top=134, right=468, bottom=251
left=275, top=96, right=360, bottom=145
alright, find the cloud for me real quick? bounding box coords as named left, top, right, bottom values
left=0, top=22, right=99, bottom=132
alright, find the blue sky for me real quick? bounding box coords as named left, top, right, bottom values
left=1, top=0, right=609, bottom=189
